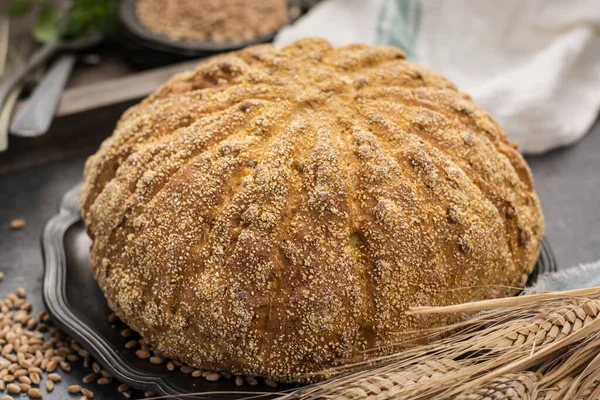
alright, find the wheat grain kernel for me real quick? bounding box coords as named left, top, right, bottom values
left=28, top=388, right=42, bottom=398
left=122, top=390, right=133, bottom=399
left=26, top=319, right=37, bottom=330
left=166, top=361, right=174, bottom=371
left=205, top=372, right=220, bottom=381
left=45, top=360, right=56, bottom=372
left=82, top=373, right=97, bottom=384
left=59, top=361, right=70, bottom=372
left=14, top=370, right=27, bottom=378
left=15, top=289, right=26, bottom=299
left=136, top=350, right=150, bottom=359
left=92, top=362, right=101, bottom=374
left=100, top=370, right=112, bottom=378
left=124, top=340, right=137, bottom=349
left=180, top=365, right=193, bottom=374
left=19, top=383, right=30, bottom=392
left=45, top=380, right=54, bottom=391
left=265, top=378, right=277, bottom=388
left=30, top=372, right=40, bottom=385
left=117, top=383, right=130, bottom=392
left=191, top=369, right=202, bottom=377
left=10, top=219, right=25, bottom=230
left=81, top=388, right=94, bottom=398
left=144, top=391, right=156, bottom=398
left=1, top=395, right=13, bottom=400
left=149, top=356, right=163, bottom=364
left=246, top=376, right=258, bottom=386
left=68, top=384, right=81, bottom=393
left=47, top=373, right=60, bottom=382
left=121, top=329, right=134, bottom=338
left=6, top=383, right=19, bottom=393
left=97, top=377, right=112, bottom=385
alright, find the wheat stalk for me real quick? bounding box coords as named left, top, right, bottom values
left=456, top=372, right=540, bottom=400
left=281, top=289, right=600, bottom=400
left=293, top=359, right=464, bottom=400
left=535, top=336, right=600, bottom=400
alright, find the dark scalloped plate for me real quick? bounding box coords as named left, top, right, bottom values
left=42, top=184, right=556, bottom=399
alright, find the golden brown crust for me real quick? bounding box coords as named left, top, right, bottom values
left=81, top=38, right=544, bottom=382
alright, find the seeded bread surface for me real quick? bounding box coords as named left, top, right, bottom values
left=81, top=38, right=545, bottom=382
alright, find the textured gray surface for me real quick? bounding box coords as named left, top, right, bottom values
left=526, top=116, right=600, bottom=268
left=0, top=117, right=598, bottom=399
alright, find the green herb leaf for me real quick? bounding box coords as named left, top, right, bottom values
left=64, top=0, right=118, bottom=39
left=4, top=0, right=32, bottom=17
left=33, top=8, right=62, bottom=43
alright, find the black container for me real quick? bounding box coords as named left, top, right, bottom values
left=117, top=0, right=303, bottom=69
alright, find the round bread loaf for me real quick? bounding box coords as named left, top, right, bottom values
left=81, top=38, right=544, bottom=382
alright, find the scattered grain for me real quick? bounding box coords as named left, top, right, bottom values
left=6, top=383, right=19, bottom=394
left=246, top=376, right=258, bottom=386
left=97, top=377, right=112, bottom=385
left=135, top=350, right=150, bottom=360
left=47, top=373, right=60, bottom=382
left=205, top=372, right=220, bottom=382
left=124, top=340, right=137, bottom=350
left=265, top=378, right=277, bottom=388
left=82, top=372, right=97, bottom=384
left=117, top=383, right=130, bottom=393
left=68, top=384, right=81, bottom=393
left=120, top=329, right=134, bottom=338
left=149, top=356, right=163, bottom=365
left=9, top=219, right=25, bottom=230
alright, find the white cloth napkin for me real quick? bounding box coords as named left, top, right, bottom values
left=276, top=0, right=600, bottom=154
left=526, top=260, right=600, bottom=293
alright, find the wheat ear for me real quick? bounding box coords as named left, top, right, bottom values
left=456, top=372, right=540, bottom=400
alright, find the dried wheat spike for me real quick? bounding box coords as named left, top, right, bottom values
left=491, top=300, right=600, bottom=349
left=536, top=376, right=574, bottom=400
left=577, top=379, right=600, bottom=400
left=457, top=372, right=540, bottom=400
left=318, top=359, right=462, bottom=399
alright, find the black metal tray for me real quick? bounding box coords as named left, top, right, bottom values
left=42, top=184, right=556, bottom=399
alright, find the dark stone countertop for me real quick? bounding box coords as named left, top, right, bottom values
left=0, top=117, right=599, bottom=399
